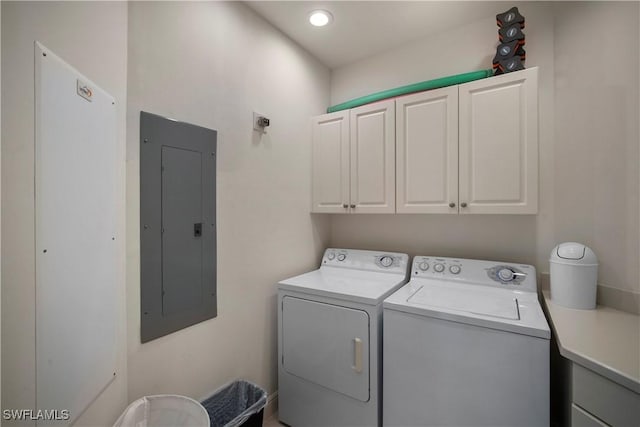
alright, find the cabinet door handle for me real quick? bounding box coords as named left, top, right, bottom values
left=350, top=204, right=356, bottom=209
left=353, top=338, right=363, bottom=373
left=460, top=202, right=468, bottom=208
left=449, top=202, right=456, bottom=208
left=343, top=204, right=349, bottom=209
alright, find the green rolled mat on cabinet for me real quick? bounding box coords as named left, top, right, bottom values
left=327, top=69, right=493, bottom=113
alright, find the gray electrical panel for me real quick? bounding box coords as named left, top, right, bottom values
left=140, top=111, right=217, bottom=343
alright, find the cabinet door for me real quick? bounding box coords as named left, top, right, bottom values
left=396, top=87, right=458, bottom=213
left=571, top=404, right=609, bottom=427
left=459, top=67, right=538, bottom=214
left=350, top=100, right=396, bottom=213
left=311, top=111, right=350, bottom=213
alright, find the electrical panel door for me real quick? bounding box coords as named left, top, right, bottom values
left=140, top=111, right=217, bottom=342
left=161, top=146, right=204, bottom=315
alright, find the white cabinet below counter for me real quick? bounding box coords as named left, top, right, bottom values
left=542, top=292, right=640, bottom=427
left=311, top=67, right=539, bottom=215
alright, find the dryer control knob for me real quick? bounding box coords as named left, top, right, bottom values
left=380, top=256, right=393, bottom=267
left=434, top=263, right=445, bottom=273
left=449, top=265, right=461, bottom=274
left=337, top=254, right=347, bottom=261
left=327, top=252, right=335, bottom=260
left=498, top=268, right=515, bottom=282
left=418, top=262, right=430, bottom=271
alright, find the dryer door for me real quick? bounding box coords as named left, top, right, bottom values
left=282, top=296, right=370, bottom=402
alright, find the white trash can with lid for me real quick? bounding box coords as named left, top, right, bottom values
left=113, top=395, right=210, bottom=427
left=549, top=242, right=598, bottom=309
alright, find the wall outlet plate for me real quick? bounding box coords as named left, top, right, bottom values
left=253, top=112, right=267, bottom=133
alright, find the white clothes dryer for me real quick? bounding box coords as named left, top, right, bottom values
left=383, top=256, right=550, bottom=427
left=278, top=248, right=409, bottom=427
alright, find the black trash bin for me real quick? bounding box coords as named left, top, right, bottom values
left=201, top=380, right=267, bottom=427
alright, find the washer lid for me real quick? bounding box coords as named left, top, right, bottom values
left=407, top=284, right=520, bottom=320
left=279, top=268, right=408, bottom=305
left=384, top=279, right=550, bottom=339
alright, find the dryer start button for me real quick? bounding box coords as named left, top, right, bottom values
left=380, top=256, right=393, bottom=267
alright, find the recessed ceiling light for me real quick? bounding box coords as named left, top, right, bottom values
left=309, top=10, right=333, bottom=27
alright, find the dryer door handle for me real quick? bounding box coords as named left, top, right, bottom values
left=353, top=338, right=363, bottom=373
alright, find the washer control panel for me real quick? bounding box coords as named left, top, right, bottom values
left=322, top=248, right=409, bottom=274
left=412, top=256, right=537, bottom=292
left=413, top=257, right=463, bottom=277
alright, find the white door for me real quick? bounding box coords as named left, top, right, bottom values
left=458, top=67, right=538, bottom=214
left=396, top=87, right=459, bottom=213
left=311, top=111, right=350, bottom=213
left=281, top=297, right=370, bottom=402
left=350, top=100, right=395, bottom=213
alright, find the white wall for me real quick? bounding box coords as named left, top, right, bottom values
left=330, top=2, right=555, bottom=269
left=329, top=2, right=639, bottom=304
left=1, top=2, right=128, bottom=425
left=126, top=1, right=331, bottom=404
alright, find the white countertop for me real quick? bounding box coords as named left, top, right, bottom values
left=542, top=291, right=640, bottom=393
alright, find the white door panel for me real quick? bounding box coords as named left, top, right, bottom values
left=459, top=67, right=538, bottom=214
left=396, top=87, right=458, bottom=213
left=312, top=111, right=350, bottom=213
left=282, top=297, right=370, bottom=402
left=350, top=100, right=395, bottom=213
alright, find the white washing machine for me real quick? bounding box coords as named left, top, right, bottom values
left=278, top=248, right=409, bottom=427
left=383, top=256, right=550, bottom=427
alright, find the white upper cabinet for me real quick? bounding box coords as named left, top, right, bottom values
left=349, top=100, right=396, bottom=213
left=396, top=87, right=459, bottom=213
left=311, top=111, right=350, bottom=213
left=311, top=67, right=538, bottom=215
left=311, top=100, right=395, bottom=214
left=458, top=67, right=538, bottom=214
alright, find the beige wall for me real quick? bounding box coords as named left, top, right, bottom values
left=329, top=2, right=640, bottom=298
left=1, top=1, right=3, bottom=416
left=1, top=2, right=128, bottom=425
left=550, top=1, right=639, bottom=296
left=126, top=1, right=330, bottom=404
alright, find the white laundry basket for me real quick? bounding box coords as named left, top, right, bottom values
left=114, top=395, right=210, bottom=427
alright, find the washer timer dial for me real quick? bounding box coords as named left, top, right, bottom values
left=487, top=265, right=526, bottom=285
left=418, top=262, right=429, bottom=271
left=498, top=268, right=515, bottom=282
